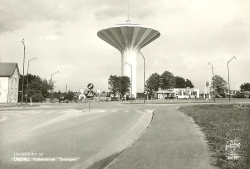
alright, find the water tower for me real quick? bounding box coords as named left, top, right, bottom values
left=97, top=20, right=160, bottom=97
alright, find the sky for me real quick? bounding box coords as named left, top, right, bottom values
left=0, top=0, right=249, bottom=93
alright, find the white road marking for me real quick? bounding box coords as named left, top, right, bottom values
left=135, top=110, right=143, bottom=114
left=44, top=111, right=58, bottom=114
left=0, top=115, right=7, bottom=121
left=1, top=113, right=22, bottom=117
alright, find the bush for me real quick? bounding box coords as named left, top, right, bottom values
left=220, top=93, right=226, bottom=98
left=233, top=93, right=245, bottom=98
left=31, top=93, right=44, bottom=102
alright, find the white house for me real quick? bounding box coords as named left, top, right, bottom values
left=0, top=63, right=20, bottom=103
left=155, top=88, right=200, bottom=99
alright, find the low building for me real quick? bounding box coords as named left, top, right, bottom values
left=155, top=88, right=200, bottom=99
left=0, top=63, right=20, bottom=103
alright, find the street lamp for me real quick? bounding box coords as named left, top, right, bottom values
left=125, top=62, right=132, bottom=103
left=50, top=71, right=59, bottom=103
left=21, top=39, right=25, bottom=106
left=139, top=51, right=145, bottom=103
left=208, top=62, right=215, bottom=102
left=26, top=57, right=37, bottom=104
left=227, top=56, right=236, bottom=102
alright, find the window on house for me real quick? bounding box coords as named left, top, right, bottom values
left=178, top=90, right=183, bottom=95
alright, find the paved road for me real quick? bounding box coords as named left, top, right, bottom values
left=2, top=99, right=244, bottom=169
left=0, top=102, right=153, bottom=169
left=106, top=105, right=216, bottom=169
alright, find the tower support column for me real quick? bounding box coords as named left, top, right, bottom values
left=122, top=49, right=137, bottom=98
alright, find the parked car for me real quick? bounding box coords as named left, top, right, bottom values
left=165, top=94, right=175, bottom=99
left=111, top=97, right=118, bottom=101
left=165, top=96, right=175, bottom=99
left=122, top=96, right=135, bottom=100
left=59, top=97, right=64, bottom=103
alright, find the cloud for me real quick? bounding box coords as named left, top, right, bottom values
left=0, top=0, right=87, bottom=34
left=57, top=74, right=71, bottom=78
left=91, top=0, right=183, bottom=20
left=1, top=0, right=249, bottom=92
left=39, top=31, right=63, bottom=41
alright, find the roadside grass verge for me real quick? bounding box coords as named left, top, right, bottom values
left=179, top=104, right=250, bottom=169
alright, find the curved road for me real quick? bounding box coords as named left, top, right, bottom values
left=0, top=101, right=218, bottom=169
left=0, top=102, right=153, bottom=169
left=106, top=104, right=216, bottom=169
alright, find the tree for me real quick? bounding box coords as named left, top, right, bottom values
left=54, top=90, right=62, bottom=99
left=160, top=71, right=175, bottom=89
left=43, top=79, right=54, bottom=98
left=64, top=91, right=75, bottom=101
left=185, top=79, right=194, bottom=88
left=211, top=75, right=228, bottom=95
left=119, top=76, right=130, bottom=98
left=18, top=74, right=53, bottom=102
left=108, top=75, right=130, bottom=98
left=240, top=83, right=250, bottom=98
left=108, top=75, right=121, bottom=97
left=146, top=73, right=161, bottom=98
left=240, top=83, right=250, bottom=91
left=175, top=76, right=186, bottom=88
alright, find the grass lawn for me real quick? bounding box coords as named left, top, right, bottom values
left=179, top=104, right=250, bottom=169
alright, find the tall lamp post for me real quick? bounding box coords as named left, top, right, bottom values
left=227, top=56, right=236, bottom=102
left=26, top=57, right=37, bottom=104
left=125, top=62, right=132, bottom=103
left=21, top=39, right=25, bottom=106
left=139, top=51, right=145, bottom=103
left=208, top=62, right=215, bottom=102
left=50, top=71, right=59, bottom=103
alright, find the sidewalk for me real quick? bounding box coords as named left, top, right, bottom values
left=106, top=105, right=216, bottom=169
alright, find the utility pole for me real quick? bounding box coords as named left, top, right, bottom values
left=139, top=51, right=146, bottom=104
left=125, top=62, right=132, bottom=103
left=26, top=57, right=37, bottom=104
left=21, top=39, right=25, bottom=106
left=208, top=62, right=215, bottom=102
left=227, top=56, right=236, bottom=102
left=50, top=71, right=59, bottom=103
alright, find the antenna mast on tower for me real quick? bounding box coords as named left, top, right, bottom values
left=127, top=0, right=130, bottom=21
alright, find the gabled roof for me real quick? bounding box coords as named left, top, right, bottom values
left=0, top=63, right=20, bottom=77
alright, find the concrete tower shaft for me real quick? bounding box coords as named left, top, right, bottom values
left=97, top=21, right=160, bottom=97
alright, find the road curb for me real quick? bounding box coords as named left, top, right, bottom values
left=104, top=110, right=155, bottom=169
left=69, top=109, right=154, bottom=169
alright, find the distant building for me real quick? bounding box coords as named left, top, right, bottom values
left=79, top=89, right=84, bottom=95
left=0, top=63, right=20, bottom=103
left=155, top=88, right=200, bottom=99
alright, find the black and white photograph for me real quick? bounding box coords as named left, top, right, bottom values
left=0, top=0, right=249, bottom=168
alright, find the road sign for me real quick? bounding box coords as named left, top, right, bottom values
left=206, top=82, right=209, bottom=87
left=87, top=83, right=94, bottom=90
left=86, top=91, right=94, bottom=98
